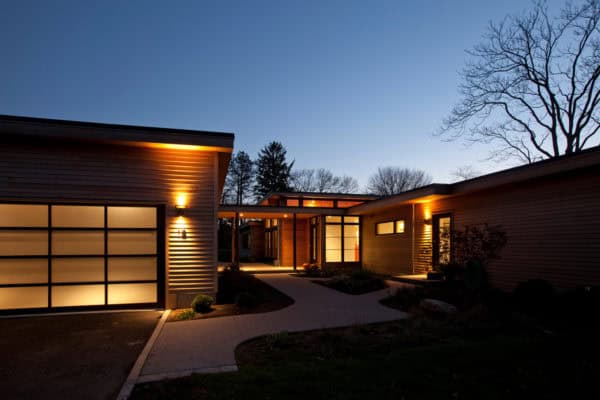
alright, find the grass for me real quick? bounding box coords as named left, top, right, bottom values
left=131, top=307, right=600, bottom=399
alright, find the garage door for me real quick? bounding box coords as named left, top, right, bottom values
left=0, top=204, right=164, bottom=313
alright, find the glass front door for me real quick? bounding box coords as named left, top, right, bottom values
left=432, top=214, right=452, bottom=266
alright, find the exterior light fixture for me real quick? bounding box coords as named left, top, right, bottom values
left=175, top=204, right=186, bottom=217
left=175, top=194, right=187, bottom=216
left=283, top=214, right=288, bottom=218
left=424, top=218, right=432, bottom=225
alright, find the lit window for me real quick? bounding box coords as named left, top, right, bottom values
left=376, top=221, right=394, bottom=235
left=344, top=216, right=359, bottom=223
left=286, top=199, right=299, bottom=207
left=395, top=220, right=405, bottom=233
left=337, top=200, right=364, bottom=208
left=304, top=199, right=334, bottom=208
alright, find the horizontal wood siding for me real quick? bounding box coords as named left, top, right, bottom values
left=361, top=205, right=414, bottom=275
left=424, top=168, right=600, bottom=290
left=0, top=137, right=220, bottom=307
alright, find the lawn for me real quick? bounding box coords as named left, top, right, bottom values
left=131, top=308, right=600, bottom=399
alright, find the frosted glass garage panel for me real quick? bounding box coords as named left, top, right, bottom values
left=108, top=257, right=156, bottom=281
left=52, top=231, right=104, bottom=255
left=108, top=283, right=157, bottom=304
left=0, top=204, right=48, bottom=227
left=0, top=287, right=48, bottom=310
left=107, top=207, right=156, bottom=228
left=52, top=285, right=105, bottom=307
left=108, top=231, right=157, bottom=254
left=52, top=258, right=104, bottom=283
left=0, top=259, right=48, bottom=284
left=52, top=205, right=104, bottom=227
left=0, top=231, right=48, bottom=256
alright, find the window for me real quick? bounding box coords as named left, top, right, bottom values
left=376, top=221, right=394, bottom=235
left=337, top=201, right=364, bottom=208
left=376, top=219, right=406, bottom=235
left=286, top=199, right=300, bottom=207
left=395, top=220, right=405, bottom=233
left=304, top=199, right=334, bottom=208
left=325, top=215, right=360, bottom=263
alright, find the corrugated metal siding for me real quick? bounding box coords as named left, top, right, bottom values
left=0, top=138, right=219, bottom=306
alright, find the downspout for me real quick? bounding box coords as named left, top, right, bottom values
left=411, top=203, right=415, bottom=275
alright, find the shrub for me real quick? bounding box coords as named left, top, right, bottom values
left=264, top=331, right=291, bottom=350
left=323, top=271, right=385, bottom=294
left=453, top=224, right=507, bottom=267
left=513, top=279, right=555, bottom=315
left=176, top=309, right=196, bottom=320
left=236, top=291, right=258, bottom=308
left=440, top=262, right=464, bottom=281
left=217, top=269, right=259, bottom=303
left=191, top=294, right=214, bottom=313
left=303, top=263, right=321, bottom=277
left=463, top=259, right=488, bottom=293
left=393, top=286, right=425, bottom=308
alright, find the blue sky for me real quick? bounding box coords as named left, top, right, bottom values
left=0, top=0, right=565, bottom=187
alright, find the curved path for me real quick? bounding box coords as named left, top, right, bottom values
left=138, top=274, right=408, bottom=383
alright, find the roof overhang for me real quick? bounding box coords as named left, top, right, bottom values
left=218, top=205, right=346, bottom=219
left=348, top=184, right=453, bottom=215
left=0, top=115, right=235, bottom=153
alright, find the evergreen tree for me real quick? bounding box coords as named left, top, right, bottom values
left=253, top=141, right=294, bottom=199
left=223, top=151, right=254, bottom=205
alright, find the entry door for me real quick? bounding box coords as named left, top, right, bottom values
left=432, top=213, right=452, bottom=266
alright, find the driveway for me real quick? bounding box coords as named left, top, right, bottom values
left=139, top=274, right=407, bottom=382
left=0, top=311, right=161, bottom=400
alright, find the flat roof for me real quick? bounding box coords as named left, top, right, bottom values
left=350, top=146, right=600, bottom=214
left=0, top=114, right=234, bottom=152
left=258, top=191, right=379, bottom=205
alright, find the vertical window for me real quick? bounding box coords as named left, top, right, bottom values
left=325, top=215, right=360, bottom=263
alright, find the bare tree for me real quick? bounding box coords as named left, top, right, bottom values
left=440, top=0, right=600, bottom=163
left=451, top=165, right=481, bottom=181
left=291, top=168, right=359, bottom=193
left=367, top=167, right=432, bottom=196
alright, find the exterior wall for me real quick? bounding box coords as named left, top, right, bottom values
left=240, top=221, right=265, bottom=261
left=0, top=136, right=220, bottom=308
left=360, top=166, right=600, bottom=290
left=280, top=218, right=310, bottom=267
left=361, top=205, right=414, bottom=275
left=421, top=168, right=600, bottom=290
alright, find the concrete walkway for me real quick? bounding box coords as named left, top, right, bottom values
left=138, top=274, right=408, bottom=382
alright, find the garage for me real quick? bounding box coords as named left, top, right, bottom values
left=0, top=203, right=164, bottom=313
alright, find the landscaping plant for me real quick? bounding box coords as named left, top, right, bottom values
left=191, top=294, right=214, bottom=313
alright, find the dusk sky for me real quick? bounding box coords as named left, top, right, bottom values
left=1, top=0, right=565, bottom=188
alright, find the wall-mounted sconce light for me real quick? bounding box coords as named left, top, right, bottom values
left=175, top=205, right=186, bottom=217
left=424, top=218, right=432, bottom=225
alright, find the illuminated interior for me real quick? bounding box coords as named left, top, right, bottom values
left=0, top=203, right=160, bottom=310
left=324, top=215, right=360, bottom=263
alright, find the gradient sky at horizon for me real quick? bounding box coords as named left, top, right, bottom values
left=0, top=0, right=566, bottom=188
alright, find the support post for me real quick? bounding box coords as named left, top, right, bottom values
left=231, top=213, right=240, bottom=267
left=293, top=213, right=297, bottom=271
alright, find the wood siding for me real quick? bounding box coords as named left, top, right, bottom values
left=358, top=165, right=600, bottom=290
left=280, top=218, right=309, bottom=267
left=361, top=205, right=414, bottom=275
left=0, top=136, right=221, bottom=307
left=424, top=168, right=600, bottom=290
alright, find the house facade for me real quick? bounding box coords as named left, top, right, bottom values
left=0, top=115, right=233, bottom=313
left=222, top=148, right=600, bottom=291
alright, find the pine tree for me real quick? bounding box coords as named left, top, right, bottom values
left=223, top=151, right=254, bottom=205
left=253, top=141, right=294, bottom=199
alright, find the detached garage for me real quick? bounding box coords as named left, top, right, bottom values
left=0, top=115, right=233, bottom=313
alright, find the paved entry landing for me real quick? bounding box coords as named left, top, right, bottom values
left=139, top=274, right=407, bottom=382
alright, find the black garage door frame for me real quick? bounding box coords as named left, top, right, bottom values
left=0, top=201, right=165, bottom=315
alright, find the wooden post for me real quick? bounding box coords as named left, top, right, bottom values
left=231, top=213, right=240, bottom=266
left=293, top=213, right=297, bottom=271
